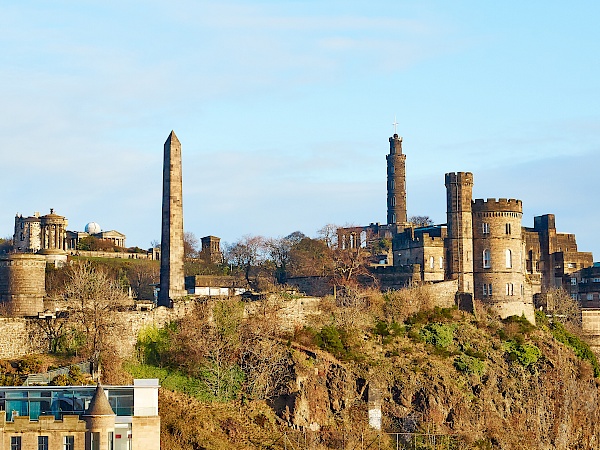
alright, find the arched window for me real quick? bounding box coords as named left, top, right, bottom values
left=429, top=256, right=434, bottom=269
left=391, top=196, right=396, bottom=207
left=506, top=249, right=512, bottom=268
left=483, top=249, right=491, bottom=268
left=439, top=257, right=443, bottom=269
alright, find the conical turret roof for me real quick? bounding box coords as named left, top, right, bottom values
left=85, top=384, right=115, bottom=416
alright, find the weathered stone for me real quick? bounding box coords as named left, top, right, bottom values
left=158, top=131, right=186, bottom=306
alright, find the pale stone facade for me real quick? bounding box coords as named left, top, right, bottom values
left=13, top=209, right=68, bottom=266
left=0, top=381, right=160, bottom=450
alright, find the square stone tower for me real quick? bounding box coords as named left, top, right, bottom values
left=158, top=131, right=186, bottom=306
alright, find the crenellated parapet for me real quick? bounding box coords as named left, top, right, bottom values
left=472, top=198, right=523, bottom=214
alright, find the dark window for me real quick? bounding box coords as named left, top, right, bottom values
left=64, top=436, right=74, bottom=450
left=11, top=436, right=21, bottom=450
left=38, top=436, right=49, bottom=450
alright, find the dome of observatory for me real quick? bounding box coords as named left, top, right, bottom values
left=85, top=222, right=101, bottom=234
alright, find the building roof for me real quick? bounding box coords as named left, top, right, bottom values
left=85, top=384, right=115, bottom=416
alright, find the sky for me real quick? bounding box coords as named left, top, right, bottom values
left=1, top=1, right=599, bottom=258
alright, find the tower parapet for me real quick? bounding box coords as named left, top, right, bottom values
left=472, top=198, right=523, bottom=213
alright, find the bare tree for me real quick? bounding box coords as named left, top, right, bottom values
left=0, top=237, right=13, bottom=254
left=547, top=287, right=582, bottom=332
left=62, top=262, right=132, bottom=365
left=184, top=231, right=200, bottom=259
left=126, top=260, right=159, bottom=300
left=408, top=215, right=434, bottom=227
left=265, top=232, right=306, bottom=283
left=225, top=235, right=266, bottom=287
left=317, top=224, right=338, bottom=248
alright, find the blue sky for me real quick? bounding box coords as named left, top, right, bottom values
left=1, top=1, right=599, bottom=258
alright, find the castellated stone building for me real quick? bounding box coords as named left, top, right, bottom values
left=338, top=132, right=594, bottom=322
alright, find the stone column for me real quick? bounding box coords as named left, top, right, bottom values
left=158, top=131, right=186, bottom=306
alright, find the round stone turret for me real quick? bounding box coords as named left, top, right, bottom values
left=472, top=197, right=534, bottom=321
left=0, top=253, right=46, bottom=316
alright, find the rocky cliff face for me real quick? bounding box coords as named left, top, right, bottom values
left=273, top=312, right=600, bottom=450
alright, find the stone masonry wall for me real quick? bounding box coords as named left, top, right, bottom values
left=0, top=318, right=47, bottom=359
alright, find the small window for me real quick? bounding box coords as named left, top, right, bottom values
left=506, top=249, right=512, bottom=268
left=571, top=293, right=578, bottom=301
left=439, top=257, right=443, bottom=269
left=483, top=249, right=491, bottom=268
left=482, top=223, right=490, bottom=235
left=11, top=437, right=21, bottom=450
left=390, top=180, right=395, bottom=189
left=571, top=278, right=577, bottom=286
left=91, top=432, right=100, bottom=450
left=594, top=278, right=600, bottom=283
left=429, top=256, right=434, bottom=269
left=38, top=436, right=49, bottom=450
left=483, top=284, right=493, bottom=297
left=587, top=294, right=594, bottom=301
left=506, top=283, right=514, bottom=296
left=505, top=223, right=511, bottom=234
left=64, top=436, right=74, bottom=450
left=108, top=432, right=114, bottom=450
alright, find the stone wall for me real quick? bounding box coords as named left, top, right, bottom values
left=68, top=250, right=155, bottom=260
left=427, top=280, right=459, bottom=308
left=0, top=318, right=47, bottom=359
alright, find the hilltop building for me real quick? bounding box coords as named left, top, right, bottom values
left=66, top=222, right=126, bottom=250
left=13, top=210, right=68, bottom=266
left=338, top=132, right=594, bottom=322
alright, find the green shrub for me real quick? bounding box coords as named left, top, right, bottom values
left=373, top=320, right=404, bottom=344
left=17, top=355, right=44, bottom=374
left=550, top=322, right=600, bottom=377
left=504, top=340, right=541, bottom=367
left=136, top=323, right=177, bottom=367
left=316, top=325, right=347, bottom=358
left=420, top=323, right=456, bottom=349
left=454, top=354, right=486, bottom=375
left=405, top=307, right=455, bottom=326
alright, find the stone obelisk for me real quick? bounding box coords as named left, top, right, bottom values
left=158, top=131, right=186, bottom=307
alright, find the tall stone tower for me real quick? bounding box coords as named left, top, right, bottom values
left=159, top=131, right=186, bottom=307
left=386, top=133, right=407, bottom=225
left=445, top=172, right=474, bottom=294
